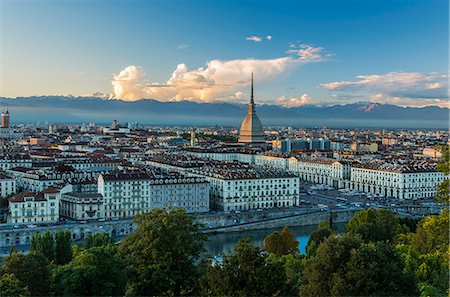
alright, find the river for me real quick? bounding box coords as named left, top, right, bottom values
left=205, top=223, right=345, bottom=256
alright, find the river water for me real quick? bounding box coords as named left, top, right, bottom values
left=205, top=223, right=345, bottom=256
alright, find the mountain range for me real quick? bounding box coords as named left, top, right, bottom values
left=0, top=96, right=448, bottom=128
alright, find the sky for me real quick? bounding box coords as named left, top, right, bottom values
left=0, top=0, right=448, bottom=108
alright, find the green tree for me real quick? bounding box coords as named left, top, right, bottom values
left=201, top=239, right=288, bottom=296
left=3, top=251, right=51, bottom=296
left=0, top=273, right=30, bottom=297
left=435, top=145, right=449, bottom=204
left=53, top=244, right=126, bottom=296
left=85, top=232, right=112, bottom=249
left=300, top=235, right=362, bottom=296
left=119, top=208, right=206, bottom=296
left=263, top=227, right=299, bottom=256
left=266, top=253, right=305, bottom=296
left=300, top=235, right=417, bottom=296
left=411, top=209, right=449, bottom=255
left=340, top=242, right=417, bottom=296
left=55, top=230, right=72, bottom=265
left=346, top=208, right=398, bottom=242
left=30, top=231, right=55, bottom=262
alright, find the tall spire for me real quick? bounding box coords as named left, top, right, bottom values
left=248, top=72, right=255, bottom=113
left=250, top=72, right=254, bottom=105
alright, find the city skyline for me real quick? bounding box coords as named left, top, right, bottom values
left=0, top=0, right=448, bottom=108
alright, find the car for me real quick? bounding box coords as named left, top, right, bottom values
left=111, top=217, right=120, bottom=221
left=98, top=218, right=106, bottom=222
left=27, top=224, right=37, bottom=228
left=13, top=224, right=19, bottom=229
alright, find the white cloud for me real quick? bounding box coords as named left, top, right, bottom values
left=246, top=36, right=262, bottom=42
left=111, top=57, right=296, bottom=103
left=321, top=71, right=449, bottom=107
left=275, top=93, right=312, bottom=107
left=176, top=44, right=189, bottom=50
left=110, top=43, right=331, bottom=105
left=287, top=44, right=328, bottom=62
left=266, top=35, right=272, bottom=41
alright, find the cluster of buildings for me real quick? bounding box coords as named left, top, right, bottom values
left=0, top=77, right=447, bottom=226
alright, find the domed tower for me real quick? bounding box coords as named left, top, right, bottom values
left=238, top=73, right=265, bottom=143
left=1, top=110, right=10, bottom=128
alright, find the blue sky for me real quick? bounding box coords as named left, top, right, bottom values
left=0, top=0, right=448, bottom=107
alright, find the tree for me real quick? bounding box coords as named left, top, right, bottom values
left=119, top=208, right=206, bottom=296
left=30, top=231, right=55, bottom=262
left=341, top=242, right=417, bottom=296
left=435, top=145, right=449, bottom=204
left=411, top=209, right=449, bottom=255
left=0, top=273, right=30, bottom=297
left=3, top=251, right=51, bottom=296
left=55, top=230, right=72, bottom=265
left=53, top=245, right=126, bottom=296
left=300, top=235, right=417, bottom=296
left=201, top=239, right=288, bottom=296
left=300, top=235, right=362, bottom=296
left=85, top=232, right=111, bottom=249
left=263, top=227, right=299, bottom=256
left=345, top=208, right=398, bottom=242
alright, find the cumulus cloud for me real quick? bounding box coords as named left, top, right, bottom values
left=246, top=36, right=262, bottom=42
left=275, top=93, right=312, bottom=107
left=111, top=56, right=298, bottom=103
left=321, top=72, right=449, bottom=108
left=266, top=35, right=272, bottom=41
left=110, top=42, right=331, bottom=105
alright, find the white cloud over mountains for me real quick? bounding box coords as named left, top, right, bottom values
left=322, top=72, right=449, bottom=108
left=111, top=44, right=330, bottom=104
left=275, top=93, right=312, bottom=107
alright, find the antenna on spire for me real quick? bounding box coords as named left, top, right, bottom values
left=250, top=72, right=254, bottom=105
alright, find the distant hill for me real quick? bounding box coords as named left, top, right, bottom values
left=0, top=96, right=448, bottom=128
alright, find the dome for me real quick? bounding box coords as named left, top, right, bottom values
left=238, top=74, right=265, bottom=143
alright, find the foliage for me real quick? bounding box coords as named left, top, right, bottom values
left=300, top=235, right=417, bottom=296
left=266, top=253, right=305, bottom=296
left=0, top=273, right=30, bottom=297
left=55, top=230, right=72, bottom=265
left=201, top=239, right=288, bottom=296
left=345, top=208, right=399, bottom=242
left=53, top=244, right=126, bottom=296
left=411, top=209, right=449, bottom=255
left=119, top=208, right=206, bottom=296
left=435, top=145, right=449, bottom=204
left=263, top=227, right=299, bottom=256
left=3, top=251, right=51, bottom=296
left=307, top=226, right=333, bottom=247
left=30, top=230, right=55, bottom=262
left=85, top=232, right=112, bottom=249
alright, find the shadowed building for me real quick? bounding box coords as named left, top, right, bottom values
left=1, top=110, right=10, bottom=128
left=238, top=74, right=265, bottom=143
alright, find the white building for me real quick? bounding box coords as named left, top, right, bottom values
left=97, top=171, right=209, bottom=219
left=348, top=161, right=446, bottom=199
left=8, top=188, right=60, bottom=224
left=0, top=156, right=32, bottom=170
left=288, top=157, right=354, bottom=188
left=60, top=192, right=104, bottom=221
left=0, top=173, right=16, bottom=198
left=190, top=163, right=299, bottom=211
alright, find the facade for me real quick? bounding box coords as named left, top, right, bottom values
left=8, top=188, right=60, bottom=224
left=0, top=173, right=16, bottom=198
left=289, top=157, right=354, bottom=188
left=348, top=162, right=446, bottom=199
left=97, top=171, right=209, bottom=219
left=190, top=162, right=299, bottom=211
left=60, top=192, right=104, bottom=220
left=238, top=74, right=265, bottom=143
